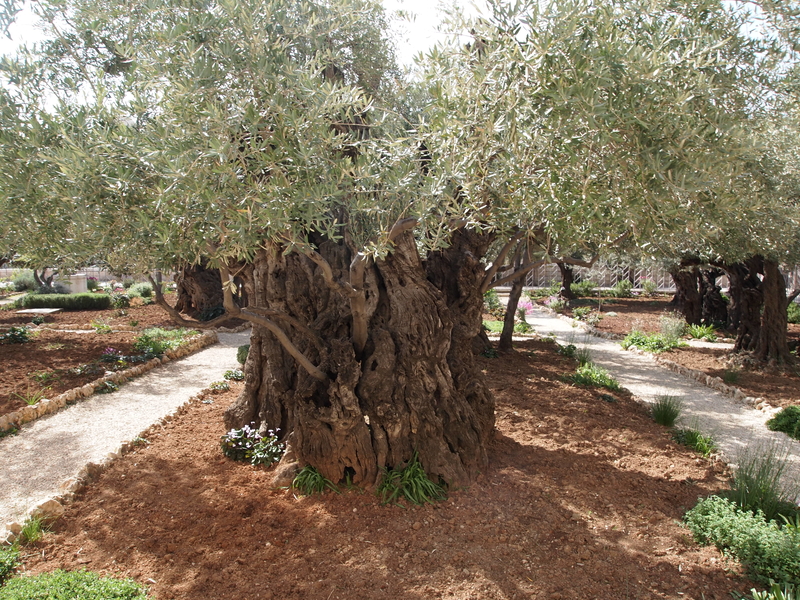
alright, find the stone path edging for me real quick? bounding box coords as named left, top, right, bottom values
left=0, top=331, right=219, bottom=434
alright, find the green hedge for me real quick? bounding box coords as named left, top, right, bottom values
left=0, top=570, right=150, bottom=600
left=17, top=293, right=111, bottom=310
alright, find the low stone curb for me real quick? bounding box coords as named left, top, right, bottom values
left=2, top=383, right=222, bottom=544
left=0, top=331, right=218, bottom=434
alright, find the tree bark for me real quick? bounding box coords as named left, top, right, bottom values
left=174, top=261, right=225, bottom=317
left=722, top=258, right=763, bottom=352
left=755, top=259, right=790, bottom=363
left=668, top=267, right=701, bottom=325
left=224, top=229, right=494, bottom=488
left=557, top=262, right=575, bottom=301
left=499, top=260, right=525, bottom=353
left=699, top=268, right=728, bottom=326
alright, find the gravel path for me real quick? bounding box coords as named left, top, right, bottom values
left=0, top=331, right=249, bottom=527
left=526, top=307, right=800, bottom=500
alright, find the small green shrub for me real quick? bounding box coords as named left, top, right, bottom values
left=19, top=515, right=48, bottom=544
left=133, top=328, right=195, bottom=358
left=748, top=582, right=800, bottom=600
left=557, top=343, right=577, bottom=359
left=13, top=385, right=48, bottom=406
left=30, top=315, right=45, bottom=326
left=91, top=319, right=112, bottom=334
left=672, top=427, right=717, bottom=457
left=86, top=277, right=99, bottom=291
left=122, top=279, right=135, bottom=289
left=237, top=344, right=250, bottom=365
left=514, top=321, right=532, bottom=333
left=224, top=369, right=245, bottom=381
left=684, top=495, right=800, bottom=585
left=687, top=323, right=717, bottom=341
left=110, top=293, right=130, bottom=309
left=725, top=444, right=800, bottom=523
left=0, top=545, right=19, bottom=585
left=610, top=279, right=633, bottom=298
left=292, top=466, right=339, bottom=495
left=575, top=346, right=592, bottom=366
left=481, top=347, right=499, bottom=358
left=209, top=380, right=230, bottom=392
left=620, top=331, right=687, bottom=353
left=788, top=302, right=800, bottom=325
left=767, top=407, right=800, bottom=441
left=572, top=306, right=592, bottom=320
left=0, top=326, right=32, bottom=344
left=723, top=368, right=742, bottom=385
left=659, top=312, right=687, bottom=338
left=570, top=280, right=596, bottom=298
left=17, top=293, right=111, bottom=310
left=221, top=423, right=284, bottom=466
left=12, top=271, right=36, bottom=292
left=127, top=282, right=153, bottom=298
left=527, top=281, right=559, bottom=299
left=565, top=363, right=621, bottom=391
left=377, top=452, right=447, bottom=506
left=650, top=395, right=682, bottom=427
left=641, top=279, right=658, bottom=296
left=0, top=570, right=151, bottom=599
left=483, top=288, right=504, bottom=319
left=482, top=320, right=503, bottom=333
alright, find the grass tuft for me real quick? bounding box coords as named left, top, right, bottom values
left=672, top=427, right=717, bottom=457
left=292, top=466, right=339, bottom=495
left=650, top=395, right=682, bottom=427
left=564, top=363, right=621, bottom=391
left=377, top=452, right=447, bottom=506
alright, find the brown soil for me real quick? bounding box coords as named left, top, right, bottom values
left=0, top=300, right=178, bottom=419
left=18, top=340, right=752, bottom=600
left=564, top=297, right=800, bottom=408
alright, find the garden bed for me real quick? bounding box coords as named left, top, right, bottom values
left=14, top=340, right=753, bottom=600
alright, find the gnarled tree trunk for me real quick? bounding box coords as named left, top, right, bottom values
left=224, top=229, right=494, bottom=488
left=699, top=268, right=728, bottom=326
left=557, top=262, right=575, bottom=301
left=756, top=259, right=790, bottom=363
left=723, top=257, right=764, bottom=352
left=669, top=267, right=701, bottom=325
left=174, top=261, right=225, bottom=317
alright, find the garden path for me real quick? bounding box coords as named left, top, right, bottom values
left=0, top=331, right=249, bottom=529
left=525, top=307, right=800, bottom=500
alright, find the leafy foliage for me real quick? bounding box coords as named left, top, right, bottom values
left=17, top=293, right=111, bottom=310
left=747, top=582, right=800, bottom=600
left=0, top=545, right=18, bottom=585
left=377, top=452, right=447, bottom=506
left=0, top=570, right=151, bottom=599
left=650, top=395, right=682, bottom=427
left=641, top=279, right=658, bottom=296
left=19, top=515, right=49, bottom=544
left=564, top=363, right=621, bottom=391
left=570, top=281, right=597, bottom=298
left=684, top=496, right=800, bottom=585
left=236, top=345, right=250, bottom=366
left=610, top=279, right=633, bottom=298
left=292, top=466, right=339, bottom=495
left=659, top=313, right=687, bottom=339
left=788, top=303, right=800, bottom=325
left=209, top=380, right=230, bottom=392
left=224, top=369, right=245, bottom=381
left=110, top=294, right=130, bottom=309
left=221, top=423, right=284, bottom=466
left=0, top=326, right=31, bottom=344
left=687, top=323, right=717, bottom=341
left=767, top=407, right=800, bottom=441
left=132, top=328, right=195, bottom=358
left=621, top=331, right=687, bottom=353
left=672, top=427, right=717, bottom=457
left=127, top=282, right=153, bottom=299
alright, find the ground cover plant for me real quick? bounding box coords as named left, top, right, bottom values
left=16, top=343, right=756, bottom=599
left=377, top=452, right=447, bottom=506
left=17, top=294, right=111, bottom=310
left=0, top=570, right=151, bottom=600
left=672, top=426, right=718, bottom=457
left=621, top=330, right=688, bottom=353
left=651, top=395, right=683, bottom=427
left=767, top=407, right=800, bottom=440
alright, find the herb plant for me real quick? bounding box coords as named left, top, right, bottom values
left=672, top=427, right=717, bottom=457
left=221, top=423, right=285, bottom=466
left=564, top=363, right=621, bottom=391
left=224, top=369, right=245, bottom=381
left=292, top=466, right=339, bottom=495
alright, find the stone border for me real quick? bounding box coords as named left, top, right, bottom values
left=0, top=331, right=219, bottom=434
left=2, top=382, right=222, bottom=544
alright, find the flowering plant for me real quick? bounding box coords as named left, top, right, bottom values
left=221, top=423, right=285, bottom=466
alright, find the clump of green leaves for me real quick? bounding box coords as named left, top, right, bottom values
left=747, top=582, right=800, bottom=600
left=672, top=427, right=717, bottom=457
left=481, top=347, right=499, bottom=358
left=110, top=293, right=131, bottom=309
left=767, top=407, right=800, bottom=441
left=0, top=326, right=31, bottom=344
left=133, top=328, right=195, bottom=358
left=570, top=280, right=596, bottom=297
left=292, top=466, right=339, bottom=495
left=514, top=320, right=532, bottom=333
left=90, top=319, right=112, bottom=334
left=0, top=569, right=151, bottom=599
left=641, top=279, right=659, bottom=296
left=224, top=369, right=245, bottom=381
left=0, top=545, right=19, bottom=585
left=788, top=303, right=800, bottom=325
left=209, top=380, right=230, bottom=392
left=30, top=315, right=45, bottom=326
left=650, top=395, right=682, bottom=427
left=197, top=305, right=225, bottom=322
left=724, top=444, right=800, bottom=523
left=659, top=312, right=687, bottom=338
left=684, top=496, right=800, bottom=585
left=620, top=331, right=687, bottom=353
left=610, top=279, right=633, bottom=298
left=19, top=515, right=49, bottom=544
left=377, top=452, right=447, bottom=506
left=557, top=343, right=577, bottom=359
left=221, top=423, right=284, bottom=466
left=127, top=282, right=153, bottom=299
left=237, top=344, right=250, bottom=365
left=572, top=306, right=592, bottom=320
left=483, top=288, right=504, bottom=319
left=13, top=385, right=48, bottom=406
left=96, top=381, right=119, bottom=394
left=687, top=323, right=717, bottom=341
left=564, top=363, right=621, bottom=391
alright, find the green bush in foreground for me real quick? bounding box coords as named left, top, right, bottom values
left=564, top=362, right=621, bottom=391
left=0, top=545, right=19, bottom=585
left=684, top=496, right=800, bottom=585
left=17, top=293, right=111, bottom=310
left=0, top=570, right=150, bottom=600
left=767, top=407, right=800, bottom=441
left=620, top=330, right=687, bottom=353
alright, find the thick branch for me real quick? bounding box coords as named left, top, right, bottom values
left=388, top=217, right=419, bottom=242
left=480, top=230, right=524, bottom=294
left=303, top=248, right=357, bottom=297
left=559, top=253, right=600, bottom=269
left=788, top=289, right=800, bottom=305
left=489, top=258, right=547, bottom=289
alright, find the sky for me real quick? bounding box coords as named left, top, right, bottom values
left=0, top=0, right=484, bottom=66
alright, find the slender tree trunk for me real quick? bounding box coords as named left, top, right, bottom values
left=669, top=267, right=701, bottom=325
left=224, top=230, right=494, bottom=488
left=557, top=262, right=575, bottom=300
left=755, top=259, right=790, bottom=363
left=499, top=262, right=524, bottom=352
